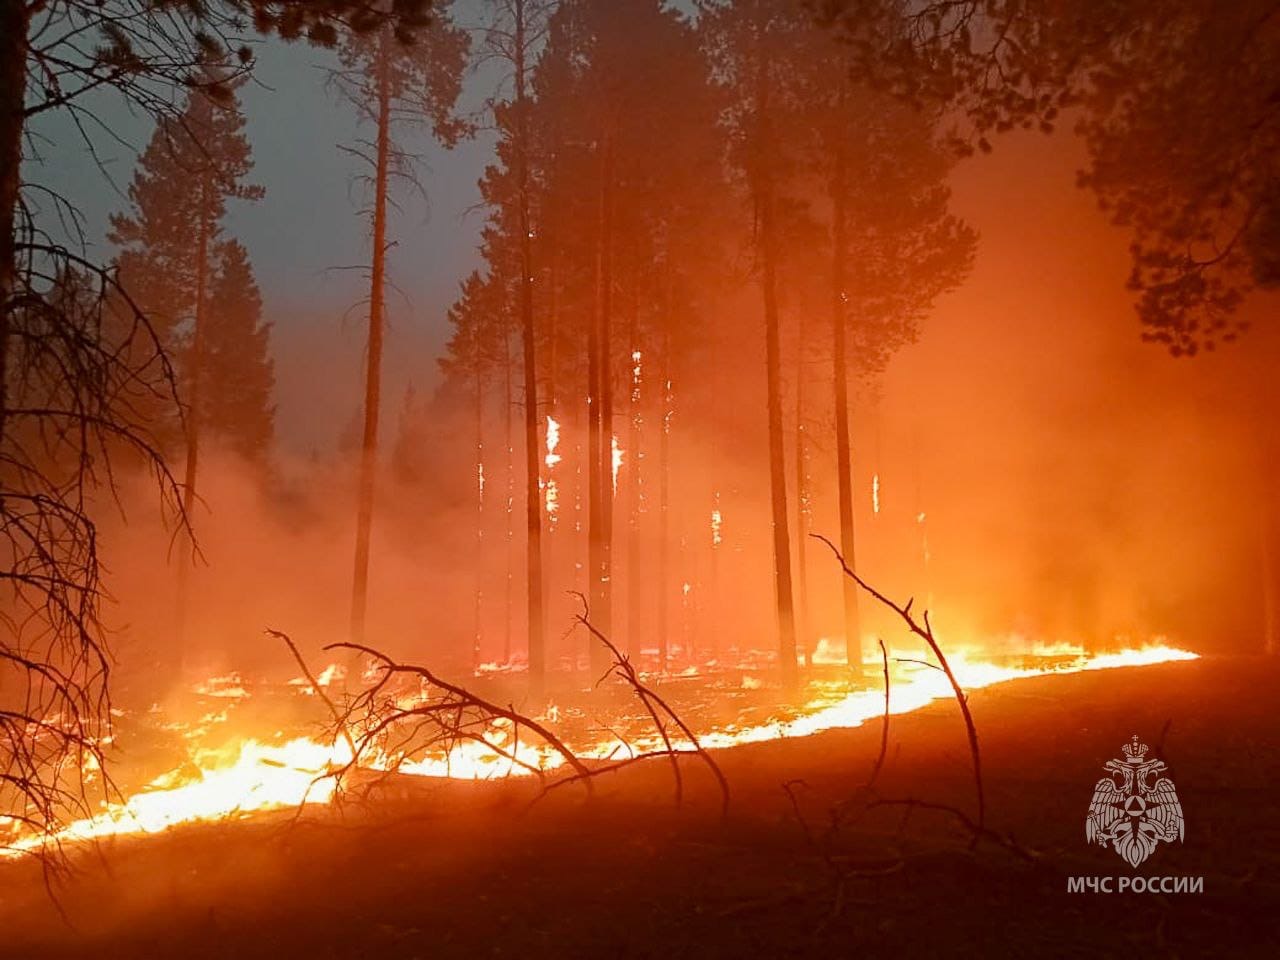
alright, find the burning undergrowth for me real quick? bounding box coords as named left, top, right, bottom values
left=0, top=617, right=1195, bottom=861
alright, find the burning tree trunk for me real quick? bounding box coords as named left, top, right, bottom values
left=349, top=26, right=392, bottom=650
left=829, top=145, right=863, bottom=675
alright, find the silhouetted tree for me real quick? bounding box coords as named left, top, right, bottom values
left=699, top=0, right=817, bottom=692
left=328, top=1, right=468, bottom=648
left=803, top=23, right=976, bottom=671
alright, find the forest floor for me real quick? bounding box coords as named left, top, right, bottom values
left=1, top=655, right=1277, bottom=959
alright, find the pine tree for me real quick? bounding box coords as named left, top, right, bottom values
left=109, top=70, right=264, bottom=476
left=202, top=239, right=275, bottom=462
left=109, top=69, right=264, bottom=657
left=329, top=4, right=469, bottom=648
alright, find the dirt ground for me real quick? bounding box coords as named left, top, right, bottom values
left=1, top=656, right=1277, bottom=959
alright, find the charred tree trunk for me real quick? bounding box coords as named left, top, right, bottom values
left=0, top=3, right=29, bottom=449
left=503, top=325, right=515, bottom=663
left=349, top=26, right=393, bottom=650
left=588, top=134, right=615, bottom=676
left=762, top=188, right=799, bottom=692
left=754, top=45, right=799, bottom=693
left=626, top=265, right=642, bottom=656
left=473, top=367, right=485, bottom=669
left=658, top=315, right=673, bottom=672
left=514, top=0, right=545, bottom=697
left=829, top=145, right=863, bottom=675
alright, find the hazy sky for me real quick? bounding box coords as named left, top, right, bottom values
left=29, top=19, right=500, bottom=454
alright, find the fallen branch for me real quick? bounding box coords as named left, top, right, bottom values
left=812, top=534, right=985, bottom=840
left=324, top=640, right=595, bottom=791
left=269, top=629, right=356, bottom=758
left=571, top=593, right=731, bottom=819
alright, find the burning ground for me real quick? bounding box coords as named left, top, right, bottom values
left=0, top=655, right=1275, bottom=959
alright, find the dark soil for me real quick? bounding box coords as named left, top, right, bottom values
left=1, top=656, right=1277, bottom=959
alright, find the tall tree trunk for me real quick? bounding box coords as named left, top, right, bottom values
left=794, top=311, right=812, bottom=667
left=0, top=2, right=29, bottom=450
left=514, top=0, right=545, bottom=696
left=503, top=326, right=514, bottom=662
left=830, top=145, right=863, bottom=675
left=474, top=367, right=485, bottom=669
left=658, top=317, right=672, bottom=672
left=762, top=187, right=799, bottom=692
left=754, top=41, right=799, bottom=692
left=175, top=177, right=213, bottom=664
left=349, top=27, right=392, bottom=649
left=625, top=268, right=642, bottom=656
left=588, top=134, right=614, bottom=674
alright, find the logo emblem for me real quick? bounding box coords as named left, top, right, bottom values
left=1087, top=735, right=1184, bottom=867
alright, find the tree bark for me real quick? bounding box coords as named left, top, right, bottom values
left=514, top=0, right=545, bottom=697
left=0, top=2, right=29, bottom=450
left=349, top=26, right=392, bottom=649
left=830, top=144, right=863, bottom=675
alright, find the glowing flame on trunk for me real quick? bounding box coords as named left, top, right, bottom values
left=611, top=436, right=623, bottom=496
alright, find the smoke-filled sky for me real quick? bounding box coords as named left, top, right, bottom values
left=27, top=7, right=1280, bottom=662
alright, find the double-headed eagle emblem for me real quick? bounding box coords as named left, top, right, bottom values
left=1086, top=735, right=1184, bottom=867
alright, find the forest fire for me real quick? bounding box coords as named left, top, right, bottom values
left=2, top=640, right=1194, bottom=858
left=3, top=0, right=1277, bottom=955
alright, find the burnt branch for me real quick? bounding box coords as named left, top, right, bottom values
left=811, top=533, right=984, bottom=838
left=272, top=625, right=728, bottom=820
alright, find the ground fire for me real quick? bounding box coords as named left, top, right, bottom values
left=1, top=1, right=1278, bottom=957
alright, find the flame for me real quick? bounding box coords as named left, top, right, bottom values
left=2, top=642, right=1197, bottom=858
left=611, top=436, right=623, bottom=495
left=544, top=416, right=561, bottom=522
left=544, top=416, right=561, bottom=468
left=872, top=473, right=881, bottom=515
